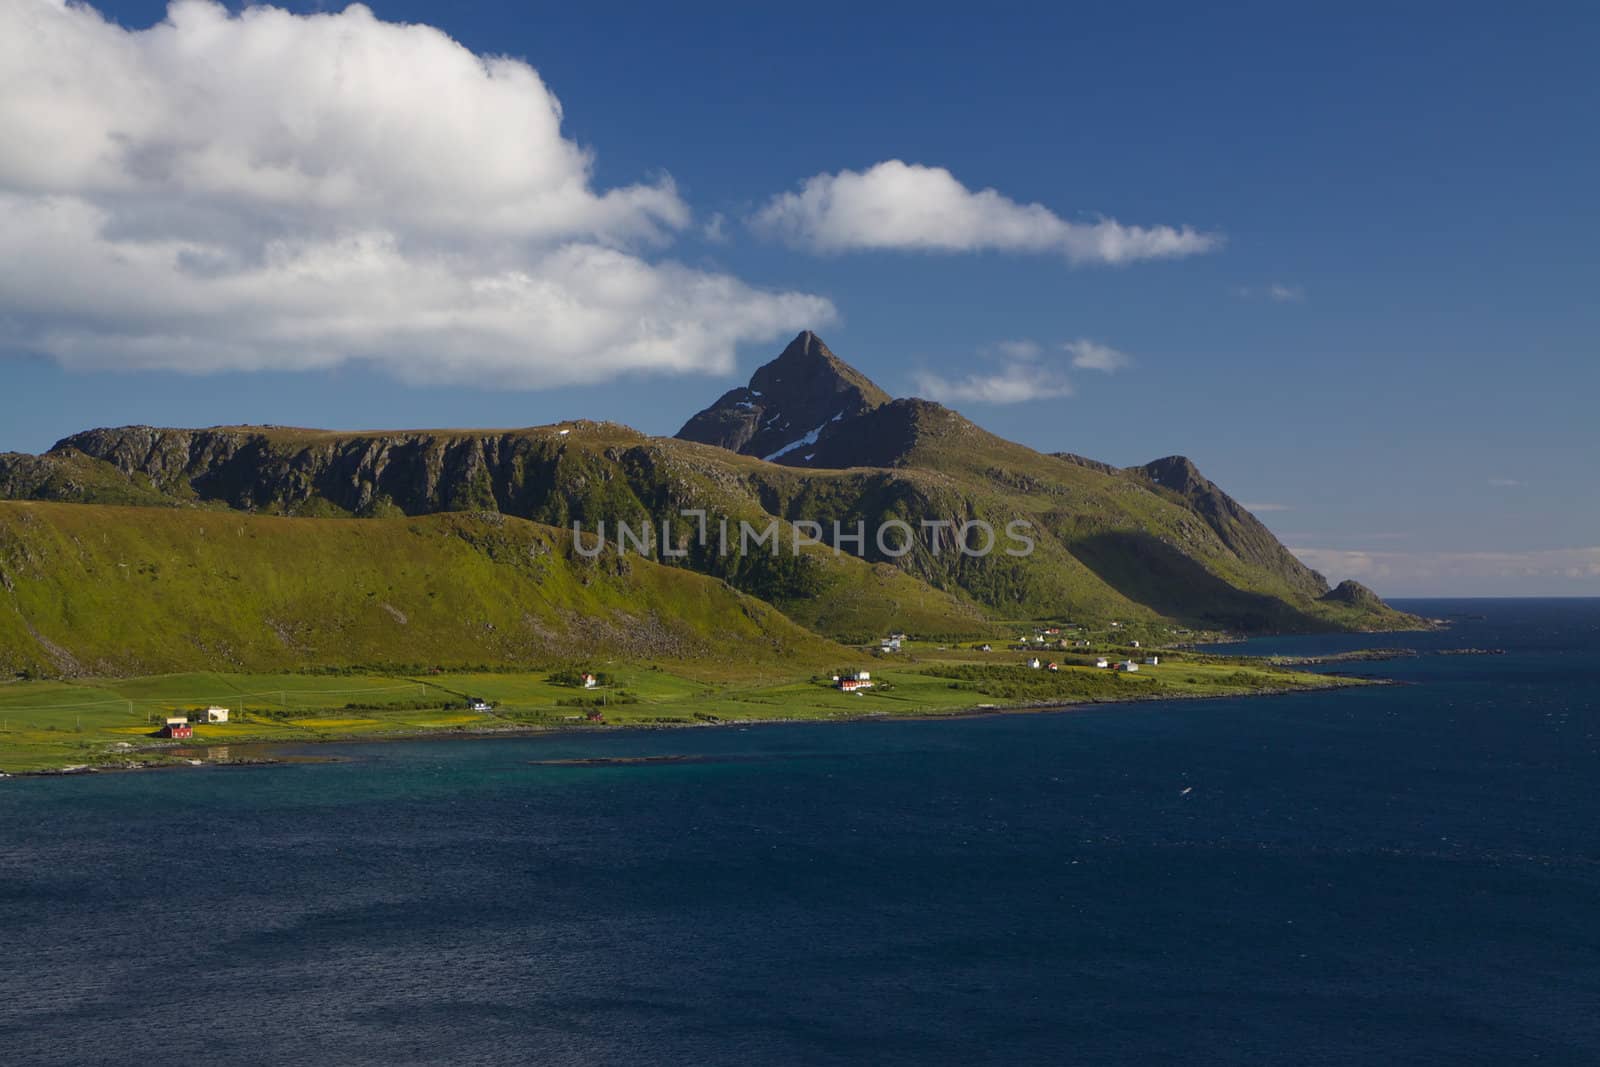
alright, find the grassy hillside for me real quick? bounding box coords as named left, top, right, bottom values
left=0, top=502, right=846, bottom=678
left=5, top=420, right=1423, bottom=636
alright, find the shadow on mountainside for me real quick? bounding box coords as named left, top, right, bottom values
left=1068, top=530, right=1328, bottom=633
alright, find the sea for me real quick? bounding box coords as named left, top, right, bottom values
left=1, top=598, right=1596, bottom=1065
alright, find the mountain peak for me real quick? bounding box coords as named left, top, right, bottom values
left=674, top=331, right=890, bottom=462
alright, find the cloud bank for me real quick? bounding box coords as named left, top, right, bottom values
left=0, top=0, right=831, bottom=386
left=1292, top=545, right=1600, bottom=594
left=754, top=161, right=1220, bottom=264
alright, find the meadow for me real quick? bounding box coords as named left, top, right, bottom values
left=0, top=644, right=1357, bottom=773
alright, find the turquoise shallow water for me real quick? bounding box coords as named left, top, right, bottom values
left=1, top=599, right=1597, bottom=1064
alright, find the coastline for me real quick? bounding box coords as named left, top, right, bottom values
left=11, top=673, right=1384, bottom=778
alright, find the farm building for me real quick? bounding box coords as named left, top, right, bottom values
left=1117, top=660, right=1140, bottom=672
left=581, top=673, right=598, bottom=689
left=837, top=670, right=874, bottom=692
left=160, top=717, right=193, bottom=739
left=469, top=698, right=492, bottom=712
left=205, top=706, right=229, bottom=723
left=1095, top=657, right=1111, bottom=669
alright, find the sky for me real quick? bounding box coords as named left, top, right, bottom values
left=1, top=0, right=1596, bottom=596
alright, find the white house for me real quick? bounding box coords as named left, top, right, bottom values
left=205, top=706, right=230, bottom=723
left=1146, top=656, right=1160, bottom=666
left=1117, top=660, right=1139, bottom=672
left=469, top=698, right=493, bottom=712
left=1027, top=657, right=1043, bottom=669
left=1095, top=657, right=1110, bottom=669
left=581, top=673, right=598, bottom=689
left=1130, top=640, right=1141, bottom=648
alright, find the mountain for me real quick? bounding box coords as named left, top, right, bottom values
left=676, top=330, right=890, bottom=462
left=1132, top=455, right=1327, bottom=600
left=0, top=332, right=1421, bottom=652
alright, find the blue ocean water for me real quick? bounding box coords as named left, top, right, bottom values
left=1, top=598, right=1597, bottom=1065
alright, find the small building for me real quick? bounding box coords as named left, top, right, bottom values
left=1130, top=640, right=1141, bottom=648
left=1047, top=662, right=1059, bottom=672
left=1117, top=660, right=1139, bottom=672
left=585, top=708, right=605, bottom=723
left=1095, top=657, right=1110, bottom=669
left=581, top=673, right=598, bottom=689
left=160, top=717, right=192, bottom=739
left=838, top=670, right=874, bottom=691
left=205, top=706, right=230, bottom=723
left=978, top=643, right=992, bottom=653
left=889, top=632, right=908, bottom=642
left=469, top=698, right=492, bottom=712
left=1026, top=657, right=1042, bottom=669
left=1146, top=656, right=1160, bottom=666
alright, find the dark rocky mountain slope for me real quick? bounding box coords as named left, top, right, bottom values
left=676, top=331, right=890, bottom=461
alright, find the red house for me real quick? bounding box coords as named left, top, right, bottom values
left=159, top=717, right=193, bottom=739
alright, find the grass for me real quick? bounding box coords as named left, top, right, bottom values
left=0, top=502, right=845, bottom=678
left=0, top=645, right=1362, bottom=773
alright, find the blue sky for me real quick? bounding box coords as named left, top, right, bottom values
left=1, top=0, right=1596, bottom=595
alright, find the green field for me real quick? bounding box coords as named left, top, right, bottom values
left=0, top=648, right=1362, bottom=773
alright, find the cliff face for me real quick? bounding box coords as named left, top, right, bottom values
left=51, top=423, right=640, bottom=518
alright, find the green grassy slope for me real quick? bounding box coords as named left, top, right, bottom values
left=7, top=420, right=1423, bottom=635
left=0, top=502, right=846, bottom=678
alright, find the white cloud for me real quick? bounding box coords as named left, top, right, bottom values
left=915, top=334, right=1134, bottom=404
left=753, top=160, right=1221, bottom=265
left=1237, top=282, right=1305, bottom=303
left=0, top=1, right=831, bottom=387
left=1064, top=339, right=1131, bottom=373
left=913, top=363, right=1073, bottom=405
left=982, top=339, right=1044, bottom=362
